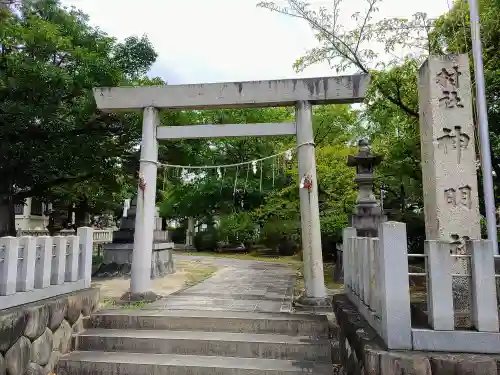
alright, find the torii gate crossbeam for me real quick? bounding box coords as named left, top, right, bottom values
left=93, top=74, right=370, bottom=306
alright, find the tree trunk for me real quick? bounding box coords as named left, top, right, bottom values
left=400, top=184, right=406, bottom=214
left=66, top=203, right=74, bottom=229
left=74, top=198, right=90, bottom=228
left=47, top=213, right=58, bottom=236
left=0, top=198, right=16, bottom=237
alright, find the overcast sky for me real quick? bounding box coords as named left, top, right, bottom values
left=61, top=0, right=450, bottom=84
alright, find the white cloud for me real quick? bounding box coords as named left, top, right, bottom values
left=62, top=0, right=450, bottom=84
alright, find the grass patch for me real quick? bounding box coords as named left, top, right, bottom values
left=183, top=264, right=218, bottom=287
left=99, top=299, right=148, bottom=310
left=96, top=262, right=219, bottom=310
left=323, top=263, right=344, bottom=290
left=122, top=301, right=148, bottom=309
left=293, top=262, right=344, bottom=297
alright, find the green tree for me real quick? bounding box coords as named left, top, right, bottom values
left=256, top=0, right=434, bottom=249
left=0, top=0, right=158, bottom=234
left=158, top=102, right=360, bottom=255
left=257, top=0, right=500, bottom=248
left=256, top=143, right=357, bottom=229
left=257, top=0, right=429, bottom=206
left=159, top=107, right=294, bottom=224
left=257, top=0, right=430, bottom=118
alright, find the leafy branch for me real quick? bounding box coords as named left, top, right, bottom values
left=258, top=0, right=432, bottom=118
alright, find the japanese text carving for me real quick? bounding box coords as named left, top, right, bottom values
left=436, top=126, right=470, bottom=164
left=445, top=188, right=456, bottom=206
left=436, top=66, right=464, bottom=109
left=444, top=185, right=472, bottom=209
left=450, top=234, right=470, bottom=256
left=459, top=185, right=472, bottom=209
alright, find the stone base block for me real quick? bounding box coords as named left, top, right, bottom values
left=333, top=293, right=498, bottom=375
left=95, top=243, right=175, bottom=279
left=0, top=288, right=99, bottom=375
left=294, top=295, right=332, bottom=307
left=119, top=291, right=159, bottom=304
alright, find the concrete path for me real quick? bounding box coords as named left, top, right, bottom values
left=146, top=254, right=296, bottom=313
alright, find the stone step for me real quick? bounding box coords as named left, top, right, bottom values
left=75, top=328, right=334, bottom=362
left=89, top=309, right=329, bottom=338
left=57, top=351, right=336, bottom=375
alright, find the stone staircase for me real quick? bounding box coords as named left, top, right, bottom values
left=57, top=309, right=339, bottom=375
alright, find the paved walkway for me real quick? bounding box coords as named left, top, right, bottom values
left=146, top=254, right=296, bottom=313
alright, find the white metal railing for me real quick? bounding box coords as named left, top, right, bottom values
left=343, top=221, right=500, bottom=353
left=0, top=227, right=94, bottom=310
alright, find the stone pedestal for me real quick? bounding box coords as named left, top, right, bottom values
left=96, top=197, right=175, bottom=279
left=418, top=54, right=481, bottom=327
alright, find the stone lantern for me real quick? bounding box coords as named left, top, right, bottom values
left=347, top=139, right=387, bottom=237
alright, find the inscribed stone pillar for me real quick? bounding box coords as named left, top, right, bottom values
left=185, top=217, right=195, bottom=250
left=418, top=54, right=481, bottom=325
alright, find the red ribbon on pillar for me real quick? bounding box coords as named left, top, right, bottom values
left=139, top=172, right=146, bottom=192
left=300, top=174, right=313, bottom=191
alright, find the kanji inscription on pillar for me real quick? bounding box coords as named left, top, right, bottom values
left=444, top=185, right=472, bottom=209
left=436, top=126, right=470, bottom=164
left=436, top=65, right=464, bottom=108
left=418, top=54, right=481, bottom=327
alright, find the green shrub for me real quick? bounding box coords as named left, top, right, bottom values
left=170, top=226, right=186, bottom=244
left=259, top=220, right=300, bottom=256
left=217, top=212, right=258, bottom=248
left=194, top=227, right=218, bottom=251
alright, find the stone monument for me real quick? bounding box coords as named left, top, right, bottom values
left=418, top=54, right=481, bottom=327
left=347, top=139, right=387, bottom=237
left=97, top=196, right=175, bottom=278
left=185, top=217, right=196, bottom=251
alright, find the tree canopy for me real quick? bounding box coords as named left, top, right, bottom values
left=0, top=0, right=158, bottom=233
left=254, top=0, right=500, bottom=251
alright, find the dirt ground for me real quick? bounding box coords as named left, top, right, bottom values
left=92, top=260, right=217, bottom=308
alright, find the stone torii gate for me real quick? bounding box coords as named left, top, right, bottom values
left=93, top=75, right=369, bottom=304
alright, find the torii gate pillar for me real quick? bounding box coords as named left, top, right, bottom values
left=295, top=101, right=327, bottom=304
left=129, top=107, right=160, bottom=298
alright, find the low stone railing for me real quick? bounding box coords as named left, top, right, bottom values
left=154, top=230, right=170, bottom=242
left=16, top=229, right=50, bottom=237
left=343, top=222, right=406, bottom=349
left=343, top=221, right=500, bottom=353
left=17, top=228, right=113, bottom=244
left=92, top=229, right=113, bottom=243
left=0, top=227, right=94, bottom=310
